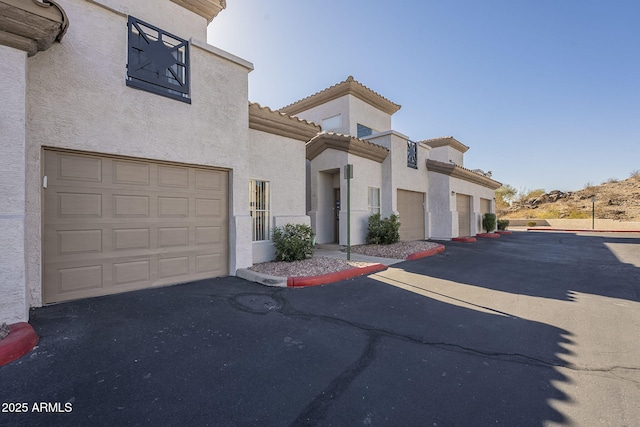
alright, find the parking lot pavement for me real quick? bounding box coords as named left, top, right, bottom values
left=1, top=231, right=639, bottom=426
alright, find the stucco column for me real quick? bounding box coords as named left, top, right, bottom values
left=0, top=45, right=28, bottom=323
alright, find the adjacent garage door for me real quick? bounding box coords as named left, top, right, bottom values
left=43, top=150, right=229, bottom=304
left=456, top=194, right=471, bottom=237
left=397, top=189, right=425, bottom=241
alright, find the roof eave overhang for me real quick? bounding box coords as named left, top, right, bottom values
left=170, top=0, right=226, bottom=22
left=306, top=133, right=389, bottom=163
left=0, top=0, right=68, bottom=56
left=420, top=137, right=469, bottom=153
left=249, top=102, right=321, bottom=142
left=426, top=159, right=502, bottom=190
left=281, top=76, right=401, bottom=116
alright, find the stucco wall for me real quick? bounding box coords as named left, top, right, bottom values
left=427, top=169, right=497, bottom=239
left=248, top=129, right=309, bottom=263
left=451, top=177, right=496, bottom=235
left=429, top=146, right=464, bottom=166
left=347, top=96, right=392, bottom=135
left=0, top=45, right=28, bottom=324
left=367, top=131, right=430, bottom=238
left=291, top=96, right=349, bottom=134
left=24, top=0, right=254, bottom=306
left=341, top=154, right=383, bottom=246
left=90, top=0, right=208, bottom=40
left=428, top=171, right=454, bottom=240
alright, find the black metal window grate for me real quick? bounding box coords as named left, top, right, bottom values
left=407, top=140, right=418, bottom=169
left=127, top=16, right=191, bottom=103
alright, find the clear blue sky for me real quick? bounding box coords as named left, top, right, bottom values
left=207, top=1, right=639, bottom=193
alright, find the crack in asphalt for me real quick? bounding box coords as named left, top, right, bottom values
left=289, top=333, right=381, bottom=426
left=226, top=290, right=640, bottom=423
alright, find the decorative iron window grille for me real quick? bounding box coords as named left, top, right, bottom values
left=407, top=140, right=418, bottom=169
left=127, top=16, right=190, bottom=103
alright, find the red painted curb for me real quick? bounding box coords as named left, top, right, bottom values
left=287, top=263, right=388, bottom=288
left=0, top=322, right=39, bottom=367
left=406, top=244, right=446, bottom=260
left=476, top=233, right=501, bottom=238
left=495, top=231, right=512, bottom=235
left=528, top=228, right=640, bottom=233
left=452, top=237, right=476, bottom=243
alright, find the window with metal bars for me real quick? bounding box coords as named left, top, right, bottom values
left=250, top=180, right=271, bottom=241
left=368, top=187, right=381, bottom=215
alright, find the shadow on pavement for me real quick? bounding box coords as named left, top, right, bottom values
left=414, top=231, right=640, bottom=303
left=1, top=272, right=572, bottom=426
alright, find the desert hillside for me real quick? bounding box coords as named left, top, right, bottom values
left=499, top=175, right=640, bottom=221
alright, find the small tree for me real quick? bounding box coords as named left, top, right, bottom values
left=482, top=213, right=497, bottom=233
left=366, top=213, right=401, bottom=245
left=271, top=223, right=315, bottom=262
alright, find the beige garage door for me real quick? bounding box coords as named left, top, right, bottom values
left=43, top=150, right=229, bottom=304
left=397, top=189, right=425, bottom=241
left=456, top=194, right=471, bottom=237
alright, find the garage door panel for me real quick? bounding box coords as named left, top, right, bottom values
left=456, top=194, right=471, bottom=237
left=196, top=169, right=223, bottom=191
left=158, top=257, right=189, bottom=278
left=44, top=150, right=229, bottom=304
left=58, top=154, right=103, bottom=183
left=397, top=189, right=425, bottom=241
left=113, top=160, right=150, bottom=186
left=58, top=192, right=103, bottom=217
left=158, top=165, right=190, bottom=188
left=113, top=228, right=150, bottom=251
left=58, top=229, right=103, bottom=255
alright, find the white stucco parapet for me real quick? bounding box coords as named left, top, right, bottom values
left=191, top=38, right=254, bottom=71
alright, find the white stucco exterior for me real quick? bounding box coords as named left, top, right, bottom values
left=0, top=2, right=501, bottom=324
left=21, top=0, right=255, bottom=310
left=248, top=129, right=310, bottom=263
left=0, top=45, right=28, bottom=323
left=297, top=77, right=500, bottom=244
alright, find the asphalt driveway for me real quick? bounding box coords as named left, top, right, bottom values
left=1, top=231, right=639, bottom=426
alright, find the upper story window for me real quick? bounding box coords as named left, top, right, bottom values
left=250, top=180, right=270, bottom=241
left=127, top=16, right=191, bottom=104
left=322, top=114, right=342, bottom=131
left=357, top=124, right=373, bottom=138
left=407, top=140, right=418, bottom=169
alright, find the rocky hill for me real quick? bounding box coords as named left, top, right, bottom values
left=500, top=176, right=640, bottom=221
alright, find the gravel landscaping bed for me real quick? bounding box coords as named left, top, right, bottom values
left=249, top=241, right=441, bottom=278
left=351, top=240, right=440, bottom=259
left=250, top=257, right=371, bottom=277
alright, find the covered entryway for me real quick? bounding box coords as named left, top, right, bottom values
left=456, top=193, right=472, bottom=237
left=43, top=149, right=229, bottom=303
left=397, top=189, right=425, bottom=241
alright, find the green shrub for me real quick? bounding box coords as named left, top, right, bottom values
left=366, top=213, right=401, bottom=244
left=272, top=223, right=315, bottom=262
left=526, top=221, right=537, bottom=227
left=482, top=213, right=497, bottom=233
left=497, top=219, right=510, bottom=230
